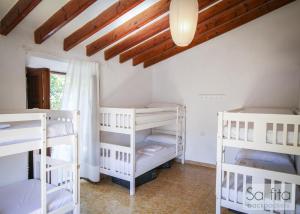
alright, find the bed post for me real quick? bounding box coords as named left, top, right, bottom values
left=176, top=107, right=179, bottom=157
left=181, top=106, right=186, bottom=164
left=40, top=113, right=47, bottom=214
left=130, top=109, right=136, bottom=196
left=96, top=67, right=101, bottom=183
left=216, top=112, right=223, bottom=214
left=73, top=111, right=80, bottom=214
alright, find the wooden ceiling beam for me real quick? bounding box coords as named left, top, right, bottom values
left=143, top=0, right=294, bottom=68
left=120, top=0, right=244, bottom=63
left=133, top=0, right=247, bottom=66
left=86, top=0, right=172, bottom=57
left=119, top=30, right=171, bottom=63
left=0, top=0, right=41, bottom=35
left=34, top=0, right=96, bottom=44
left=104, top=0, right=217, bottom=60
left=64, top=0, right=144, bottom=51
left=104, top=15, right=169, bottom=60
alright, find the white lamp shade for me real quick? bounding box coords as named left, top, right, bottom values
left=169, top=0, right=198, bottom=47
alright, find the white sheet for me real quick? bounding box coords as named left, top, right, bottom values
left=0, top=124, right=10, bottom=129
left=145, top=134, right=176, bottom=144
left=0, top=179, right=73, bottom=214
left=0, top=120, right=74, bottom=145
left=223, top=126, right=300, bottom=145
left=235, top=149, right=295, bottom=170
left=135, top=141, right=176, bottom=176
left=135, top=112, right=177, bottom=125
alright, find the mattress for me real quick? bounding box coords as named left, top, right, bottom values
left=0, top=120, right=74, bottom=146
left=135, top=141, right=176, bottom=175
left=223, top=125, right=300, bottom=145
left=135, top=112, right=177, bottom=125
left=0, top=179, right=73, bottom=214
left=237, top=108, right=295, bottom=115
left=221, top=158, right=300, bottom=212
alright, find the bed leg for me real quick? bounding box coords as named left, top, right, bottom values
left=74, top=204, right=80, bottom=214
left=216, top=198, right=221, bottom=214
left=130, top=179, right=135, bottom=196
left=181, top=153, right=185, bottom=165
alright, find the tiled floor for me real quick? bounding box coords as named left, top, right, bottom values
left=81, top=162, right=232, bottom=214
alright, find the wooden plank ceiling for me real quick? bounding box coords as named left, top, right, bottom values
left=0, top=0, right=294, bottom=68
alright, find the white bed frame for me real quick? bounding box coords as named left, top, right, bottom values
left=216, top=107, right=300, bottom=214
left=99, top=106, right=186, bottom=195
left=0, top=109, right=80, bottom=214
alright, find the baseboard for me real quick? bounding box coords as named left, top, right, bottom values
left=184, top=160, right=216, bottom=169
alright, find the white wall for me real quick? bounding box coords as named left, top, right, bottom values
left=0, top=26, right=152, bottom=186
left=150, top=1, right=300, bottom=164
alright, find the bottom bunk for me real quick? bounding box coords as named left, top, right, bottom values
left=0, top=179, right=73, bottom=214
left=99, top=133, right=180, bottom=181
left=219, top=150, right=300, bottom=213
left=0, top=153, right=78, bottom=214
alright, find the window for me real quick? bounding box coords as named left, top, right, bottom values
left=50, top=72, right=65, bottom=110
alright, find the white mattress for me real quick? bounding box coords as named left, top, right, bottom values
left=0, top=179, right=73, bottom=214
left=135, top=112, right=177, bottom=125
left=135, top=141, right=176, bottom=175
left=0, top=120, right=74, bottom=146
left=236, top=108, right=295, bottom=115
left=224, top=126, right=300, bottom=145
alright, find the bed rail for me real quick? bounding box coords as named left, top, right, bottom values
left=0, top=109, right=76, bottom=122
left=34, top=154, right=78, bottom=214
left=100, top=142, right=132, bottom=181
left=219, top=112, right=300, bottom=156
left=0, top=110, right=78, bottom=157
left=0, top=112, right=45, bottom=157
left=99, top=107, right=134, bottom=134
left=27, top=109, right=76, bottom=122
left=220, top=163, right=300, bottom=213
left=99, top=107, right=181, bottom=133
left=135, top=107, right=177, bottom=113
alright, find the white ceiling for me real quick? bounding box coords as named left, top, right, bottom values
left=0, top=0, right=160, bottom=57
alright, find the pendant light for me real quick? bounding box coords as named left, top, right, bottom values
left=169, top=0, right=198, bottom=47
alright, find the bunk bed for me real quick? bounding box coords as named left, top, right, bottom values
left=216, top=107, right=300, bottom=214
left=99, top=105, right=186, bottom=195
left=0, top=109, right=80, bottom=214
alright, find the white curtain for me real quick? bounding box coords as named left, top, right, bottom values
left=52, top=59, right=100, bottom=182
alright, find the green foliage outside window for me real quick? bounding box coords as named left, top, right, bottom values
left=50, top=73, right=65, bottom=110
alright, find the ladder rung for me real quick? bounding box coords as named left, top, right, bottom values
left=47, top=183, right=70, bottom=194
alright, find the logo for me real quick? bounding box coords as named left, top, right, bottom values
left=244, top=183, right=295, bottom=211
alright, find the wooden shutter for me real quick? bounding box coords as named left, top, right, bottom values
left=26, top=67, right=50, bottom=179
left=26, top=67, right=50, bottom=109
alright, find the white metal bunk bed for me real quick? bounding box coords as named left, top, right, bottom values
left=0, top=109, right=80, bottom=214
left=99, top=106, right=186, bottom=195
left=216, top=107, right=300, bottom=214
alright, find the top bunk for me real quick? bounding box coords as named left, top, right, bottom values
left=99, top=105, right=185, bottom=134
left=0, top=109, right=79, bottom=158
left=218, top=107, right=300, bottom=156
